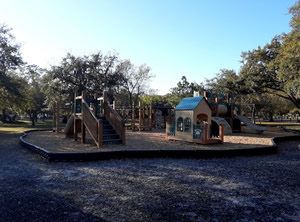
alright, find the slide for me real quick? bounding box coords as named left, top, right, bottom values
left=64, top=114, right=74, bottom=137
left=212, top=117, right=232, bottom=135
left=236, top=115, right=266, bottom=133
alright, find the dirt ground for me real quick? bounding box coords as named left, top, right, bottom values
left=0, top=131, right=300, bottom=221
left=24, top=126, right=295, bottom=153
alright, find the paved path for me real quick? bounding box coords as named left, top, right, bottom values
left=0, top=132, right=300, bottom=222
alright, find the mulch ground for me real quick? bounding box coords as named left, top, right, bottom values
left=24, top=126, right=295, bottom=153
left=0, top=131, right=300, bottom=221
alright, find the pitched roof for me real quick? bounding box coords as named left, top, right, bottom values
left=175, top=96, right=211, bottom=110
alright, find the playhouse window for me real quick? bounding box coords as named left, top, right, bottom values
left=177, top=117, right=183, bottom=131
left=184, top=117, right=191, bottom=132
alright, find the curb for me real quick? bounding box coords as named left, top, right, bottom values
left=281, top=126, right=300, bottom=135
left=20, top=130, right=300, bottom=162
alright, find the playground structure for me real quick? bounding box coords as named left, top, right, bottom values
left=62, top=91, right=126, bottom=148
left=52, top=99, right=71, bottom=133
left=114, top=101, right=173, bottom=131
left=203, top=91, right=266, bottom=134
left=166, top=96, right=224, bottom=144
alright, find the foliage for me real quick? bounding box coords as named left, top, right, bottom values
left=47, top=52, right=121, bottom=100
left=238, top=1, right=300, bottom=108
left=116, top=60, right=153, bottom=108
left=205, top=69, right=240, bottom=96
left=167, top=76, right=204, bottom=107
left=0, top=24, right=23, bottom=96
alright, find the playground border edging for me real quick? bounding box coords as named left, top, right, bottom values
left=19, top=130, right=300, bottom=162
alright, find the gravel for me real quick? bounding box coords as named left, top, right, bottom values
left=0, top=132, right=300, bottom=221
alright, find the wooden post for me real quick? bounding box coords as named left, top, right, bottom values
left=81, top=91, right=86, bottom=144
left=122, top=121, right=126, bottom=145
left=94, top=94, right=97, bottom=116
left=166, top=123, right=168, bottom=140
left=153, top=109, right=156, bottom=129
left=56, top=100, right=60, bottom=134
left=97, top=119, right=102, bottom=148
left=139, top=101, right=142, bottom=131
left=81, top=121, right=86, bottom=144
left=149, top=103, right=152, bottom=130
left=204, top=91, right=207, bottom=100
left=74, top=88, right=78, bottom=141
left=103, top=91, right=108, bottom=104
left=219, top=124, right=224, bottom=144
left=143, top=102, right=145, bottom=130
left=215, top=97, right=219, bottom=117
left=113, top=100, right=116, bottom=110
left=168, top=109, right=172, bottom=124
left=132, top=103, right=135, bottom=131
left=74, top=118, right=78, bottom=141
left=103, top=91, right=108, bottom=117
left=203, top=124, right=208, bottom=144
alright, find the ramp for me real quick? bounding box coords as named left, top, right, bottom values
left=211, top=117, right=232, bottom=135
left=236, top=115, right=266, bottom=133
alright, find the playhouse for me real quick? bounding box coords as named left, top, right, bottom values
left=166, top=96, right=223, bottom=144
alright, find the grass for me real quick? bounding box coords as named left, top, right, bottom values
left=256, top=121, right=300, bottom=126
left=285, top=126, right=300, bottom=131
left=0, top=120, right=54, bottom=134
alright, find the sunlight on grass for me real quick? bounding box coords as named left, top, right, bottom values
left=257, top=122, right=300, bottom=126
left=0, top=120, right=54, bottom=134
left=285, top=126, right=300, bottom=130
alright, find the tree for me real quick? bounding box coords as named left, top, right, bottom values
left=22, top=65, right=46, bottom=126
left=48, top=52, right=121, bottom=100
left=167, top=76, right=204, bottom=107
left=238, top=1, right=300, bottom=108
left=117, top=60, right=153, bottom=109
left=205, top=69, right=240, bottom=95
left=0, top=24, right=24, bottom=122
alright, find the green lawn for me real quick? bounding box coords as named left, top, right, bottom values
left=285, top=126, right=300, bottom=131
left=0, top=120, right=54, bottom=134
left=257, top=121, right=300, bottom=126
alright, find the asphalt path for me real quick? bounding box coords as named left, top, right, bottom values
left=0, top=132, right=299, bottom=222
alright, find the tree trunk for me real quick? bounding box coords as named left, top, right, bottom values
left=2, top=109, right=7, bottom=123
left=31, top=110, right=36, bottom=126
left=269, top=112, right=274, bottom=122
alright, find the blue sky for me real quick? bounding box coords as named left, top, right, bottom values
left=0, top=0, right=295, bottom=94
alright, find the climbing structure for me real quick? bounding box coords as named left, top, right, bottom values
left=64, top=91, right=125, bottom=148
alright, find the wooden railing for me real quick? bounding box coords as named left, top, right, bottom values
left=104, top=103, right=126, bottom=145
left=82, top=101, right=102, bottom=148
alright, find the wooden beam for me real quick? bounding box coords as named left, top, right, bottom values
left=139, top=101, right=142, bottom=131
left=149, top=103, right=152, bottom=130
left=97, top=119, right=102, bottom=148
left=132, top=102, right=135, bottom=131
left=219, top=124, right=224, bottom=144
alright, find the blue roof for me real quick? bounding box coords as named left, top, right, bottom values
left=175, top=97, right=208, bottom=110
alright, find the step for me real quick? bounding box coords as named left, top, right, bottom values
left=103, top=125, right=114, bottom=130
left=102, top=139, right=122, bottom=145
left=103, top=129, right=116, bottom=134
left=103, top=134, right=120, bottom=140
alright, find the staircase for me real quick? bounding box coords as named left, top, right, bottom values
left=99, top=117, right=122, bottom=145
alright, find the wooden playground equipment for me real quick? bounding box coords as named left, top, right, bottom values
left=204, top=91, right=241, bottom=132
left=166, top=96, right=224, bottom=144
left=54, top=91, right=126, bottom=148
left=204, top=91, right=266, bottom=134
left=52, top=99, right=71, bottom=133
left=114, top=101, right=173, bottom=131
